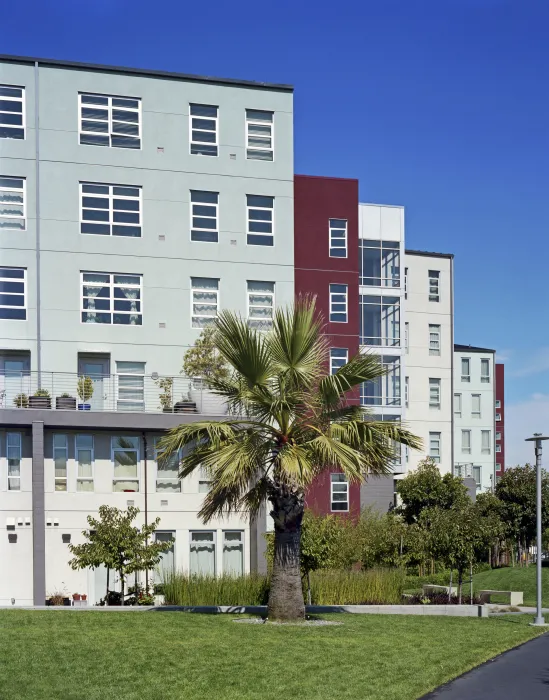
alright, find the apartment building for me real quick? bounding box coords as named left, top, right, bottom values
left=495, top=363, right=505, bottom=478
left=0, top=55, right=294, bottom=604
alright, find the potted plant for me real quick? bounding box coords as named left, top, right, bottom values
left=29, top=388, right=52, bottom=410
left=182, top=327, right=229, bottom=414
left=77, top=376, right=94, bottom=410
left=13, top=393, right=29, bottom=408
left=56, top=392, right=77, bottom=411
left=81, top=594, right=87, bottom=601
left=155, top=376, right=174, bottom=412
left=73, top=593, right=81, bottom=601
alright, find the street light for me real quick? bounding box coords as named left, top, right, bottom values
left=525, top=433, right=549, bottom=627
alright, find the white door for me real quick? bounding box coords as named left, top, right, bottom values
left=78, top=358, right=110, bottom=410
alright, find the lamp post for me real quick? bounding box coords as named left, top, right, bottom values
left=525, top=433, right=549, bottom=626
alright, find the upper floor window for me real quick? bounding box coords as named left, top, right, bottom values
left=461, top=358, right=470, bottom=382
left=330, top=348, right=348, bottom=375
left=190, top=191, right=218, bottom=243
left=429, top=378, right=441, bottom=409
left=76, top=434, right=94, bottom=492
left=404, top=267, right=408, bottom=298
left=116, top=361, right=145, bottom=412
left=329, top=219, right=348, bottom=258
left=481, top=430, right=491, bottom=455
left=495, top=412, right=501, bottom=422
left=428, top=270, right=440, bottom=301
left=429, top=324, right=441, bottom=356
left=0, top=177, right=26, bottom=230
left=473, top=465, right=482, bottom=489
left=247, top=281, right=274, bottom=330
left=0, top=86, right=24, bottom=140
left=112, top=436, right=139, bottom=492
left=155, top=438, right=181, bottom=493
left=496, top=431, right=501, bottom=441
left=495, top=399, right=501, bottom=409
left=190, top=104, right=218, bottom=156
left=429, top=432, right=441, bottom=463
left=0, top=267, right=26, bottom=320
left=247, top=195, right=274, bottom=246
left=329, top=284, right=348, bottom=323
left=461, top=429, right=471, bottom=454
left=359, top=239, right=400, bottom=287
left=198, top=465, right=211, bottom=493
left=481, top=358, right=490, bottom=383
left=360, top=295, right=399, bottom=346
left=79, top=94, right=141, bottom=149
left=246, top=110, right=273, bottom=161
left=191, top=277, right=219, bottom=328
left=330, top=473, right=349, bottom=512
left=81, top=272, right=142, bottom=326
left=361, top=356, right=400, bottom=407
left=405, top=376, right=409, bottom=407
left=80, top=183, right=141, bottom=237
left=405, top=322, right=409, bottom=353
left=7, top=432, right=21, bottom=491
left=454, top=393, right=462, bottom=416
left=471, top=393, right=481, bottom=418
left=53, top=434, right=68, bottom=492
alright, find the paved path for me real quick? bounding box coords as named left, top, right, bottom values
left=423, top=633, right=549, bottom=699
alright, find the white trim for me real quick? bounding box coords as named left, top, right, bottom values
left=0, top=176, right=26, bottom=230
left=429, top=431, right=441, bottom=463
left=330, top=347, right=348, bottom=375
left=75, top=434, right=94, bottom=492
left=6, top=431, right=22, bottom=491
left=79, top=93, right=141, bottom=149
left=111, top=435, right=140, bottom=492
left=81, top=271, right=143, bottom=326
left=190, top=190, right=219, bottom=243
left=247, top=280, right=275, bottom=330
left=0, top=85, right=25, bottom=140
left=0, top=266, right=27, bottom=321
left=329, top=218, right=348, bottom=258
left=329, top=283, right=348, bottom=323
left=189, top=104, right=218, bottom=157
left=191, top=277, right=219, bottom=328
left=245, top=109, right=274, bottom=161
left=246, top=195, right=274, bottom=247
left=330, top=473, right=349, bottom=512
left=53, top=433, right=68, bottom=492
left=80, top=182, right=142, bottom=237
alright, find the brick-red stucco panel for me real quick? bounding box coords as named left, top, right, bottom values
left=305, top=469, right=360, bottom=519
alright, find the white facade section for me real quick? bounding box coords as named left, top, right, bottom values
left=453, top=349, right=496, bottom=492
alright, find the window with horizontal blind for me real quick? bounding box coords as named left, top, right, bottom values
left=116, top=361, right=145, bottom=412
left=0, top=177, right=25, bottom=230
left=429, top=324, right=441, bottom=356
left=0, top=86, right=24, bottom=140
left=190, top=191, right=218, bottom=242
left=428, top=270, right=440, bottom=301
left=190, top=104, right=218, bottom=156
left=246, top=110, right=273, bottom=161
left=79, top=94, right=141, bottom=149
left=429, top=378, right=441, bottom=409
left=80, top=183, right=141, bottom=237
left=461, top=358, right=470, bottom=382
left=454, top=393, right=462, bottom=416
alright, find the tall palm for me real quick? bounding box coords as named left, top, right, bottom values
left=159, top=297, right=422, bottom=620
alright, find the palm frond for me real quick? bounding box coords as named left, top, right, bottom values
left=318, top=352, right=386, bottom=408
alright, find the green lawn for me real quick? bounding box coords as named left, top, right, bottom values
left=472, top=566, right=549, bottom=607
left=0, top=611, right=545, bottom=700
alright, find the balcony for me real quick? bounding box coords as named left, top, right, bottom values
left=0, top=371, right=227, bottom=416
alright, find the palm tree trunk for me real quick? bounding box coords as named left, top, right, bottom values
left=267, top=483, right=305, bottom=621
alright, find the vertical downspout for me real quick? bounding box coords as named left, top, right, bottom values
left=450, top=256, right=455, bottom=476
left=142, top=431, right=149, bottom=591
left=34, top=62, right=42, bottom=386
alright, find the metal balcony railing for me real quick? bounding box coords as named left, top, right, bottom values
left=0, top=371, right=229, bottom=415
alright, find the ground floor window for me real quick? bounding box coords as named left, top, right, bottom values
left=190, top=531, right=216, bottom=576
left=155, top=532, right=175, bottom=580
left=223, top=531, right=244, bottom=576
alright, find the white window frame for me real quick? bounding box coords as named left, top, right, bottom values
left=7, top=432, right=21, bottom=491
left=0, top=85, right=25, bottom=140
left=190, top=190, right=219, bottom=243
left=75, top=434, right=94, bottom=492
left=189, top=530, right=217, bottom=575
left=154, top=438, right=181, bottom=493
left=481, top=358, right=490, bottom=383
left=481, top=430, right=491, bottom=455
left=495, top=412, right=501, bottom=422
left=247, top=281, right=275, bottom=330
left=246, top=195, right=274, bottom=247
left=496, top=444, right=502, bottom=453
left=329, top=219, right=348, bottom=258
left=191, top=277, right=219, bottom=328
left=429, top=324, right=441, bottom=356
left=429, top=432, right=441, bottom=463
left=330, top=473, right=349, bottom=512
left=189, top=104, right=218, bottom=156
left=472, top=393, right=481, bottom=418
left=53, top=434, right=68, bottom=492
left=429, top=378, right=441, bottom=409
left=329, top=283, right=348, bottom=323
left=461, top=429, right=471, bottom=454
left=495, top=399, right=501, bottom=409
left=245, top=109, right=274, bottom=161
left=79, top=93, right=141, bottom=149
left=330, top=348, right=348, bottom=375
left=81, top=272, right=143, bottom=326
left=428, top=270, right=440, bottom=301
left=116, top=361, right=145, bottom=412
left=0, top=267, right=26, bottom=321
left=496, top=431, right=501, bottom=441
left=461, top=358, right=470, bottom=382
left=454, top=393, right=462, bottom=416
left=0, top=176, right=26, bottom=230
left=80, top=182, right=142, bottom=237
left=111, top=436, right=140, bottom=492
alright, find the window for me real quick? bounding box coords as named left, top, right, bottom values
left=461, top=358, right=470, bottom=382
left=329, top=219, right=348, bottom=258
left=405, top=323, right=409, bottom=354
left=0, top=267, right=26, bottom=320
left=496, top=431, right=501, bottom=441
left=359, top=295, right=400, bottom=346
left=53, top=434, right=68, bottom=492
left=190, top=104, right=218, bottom=156
left=112, top=436, right=139, bottom=492
left=330, top=284, right=348, bottom=323
left=246, top=110, right=273, bottom=161
left=247, top=281, right=274, bottom=330
left=429, top=378, right=441, bottom=409
left=0, top=177, right=26, bottom=230
left=496, top=463, right=502, bottom=472
left=359, top=239, right=400, bottom=287
left=155, top=439, right=181, bottom=493
left=190, top=531, right=216, bottom=575
left=76, top=435, right=94, bottom=492
left=404, top=267, right=408, bottom=298
left=481, top=358, right=490, bottom=383
left=330, top=348, right=348, bottom=375
left=429, top=324, right=441, bottom=356
left=190, top=191, right=218, bottom=243
left=461, top=430, right=471, bottom=454
left=191, top=277, right=219, bottom=328
left=330, top=473, right=349, bottom=512
left=496, top=444, right=502, bottom=453
left=155, top=532, right=175, bottom=580
left=7, top=432, right=21, bottom=490
left=405, top=376, right=409, bottom=407
left=428, top=270, right=440, bottom=301
left=496, top=412, right=502, bottom=421
left=0, top=86, right=24, bottom=140
left=79, top=93, right=141, bottom=149
left=116, top=361, right=145, bottom=412
left=81, top=272, right=142, bottom=325
left=198, top=465, right=211, bottom=493
left=481, top=430, right=491, bottom=454
left=80, top=183, right=141, bottom=237
left=247, top=195, right=274, bottom=246
left=472, top=394, right=481, bottom=418
left=454, top=393, right=462, bottom=416
left=473, top=465, right=482, bottom=489
left=429, top=432, right=441, bottom=463
left=361, top=356, right=400, bottom=406
left=223, top=531, right=244, bottom=575
left=495, top=399, right=501, bottom=409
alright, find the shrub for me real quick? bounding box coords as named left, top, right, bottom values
left=309, top=569, right=405, bottom=605
left=406, top=592, right=481, bottom=605
left=33, top=389, right=51, bottom=398
left=13, top=393, right=28, bottom=408
left=162, top=573, right=270, bottom=606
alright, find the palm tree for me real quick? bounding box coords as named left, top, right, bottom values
left=158, top=297, right=422, bottom=620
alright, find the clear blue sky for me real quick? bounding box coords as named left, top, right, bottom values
left=3, top=0, right=548, bottom=464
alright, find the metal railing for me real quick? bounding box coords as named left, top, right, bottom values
left=0, top=371, right=229, bottom=415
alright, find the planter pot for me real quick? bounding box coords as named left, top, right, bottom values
left=78, top=403, right=91, bottom=411
left=45, top=599, right=52, bottom=606
left=189, top=387, right=227, bottom=415
left=56, top=396, right=77, bottom=410
left=174, top=401, right=197, bottom=414
left=63, top=598, right=71, bottom=606
left=73, top=594, right=81, bottom=601
left=81, top=594, right=87, bottom=601
left=29, top=396, right=51, bottom=410
left=162, top=407, right=174, bottom=413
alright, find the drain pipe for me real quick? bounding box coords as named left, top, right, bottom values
left=142, top=431, right=149, bottom=592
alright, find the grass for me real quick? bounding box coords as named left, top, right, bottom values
left=471, top=566, right=549, bottom=607
left=0, top=611, right=546, bottom=700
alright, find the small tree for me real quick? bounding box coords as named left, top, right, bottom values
left=68, top=505, right=172, bottom=604
left=77, top=376, right=94, bottom=403
left=182, top=327, right=230, bottom=385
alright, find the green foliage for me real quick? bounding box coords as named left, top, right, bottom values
left=155, top=377, right=174, bottom=411
left=309, top=568, right=405, bottom=605
left=162, top=573, right=270, bottom=606
left=13, top=393, right=28, bottom=408
left=77, top=376, right=94, bottom=402
left=33, top=388, right=51, bottom=398
left=182, top=327, right=230, bottom=383
left=396, top=457, right=470, bottom=524
left=59, top=393, right=72, bottom=399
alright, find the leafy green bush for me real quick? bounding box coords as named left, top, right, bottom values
left=309, top=569, right=405, bottom=605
